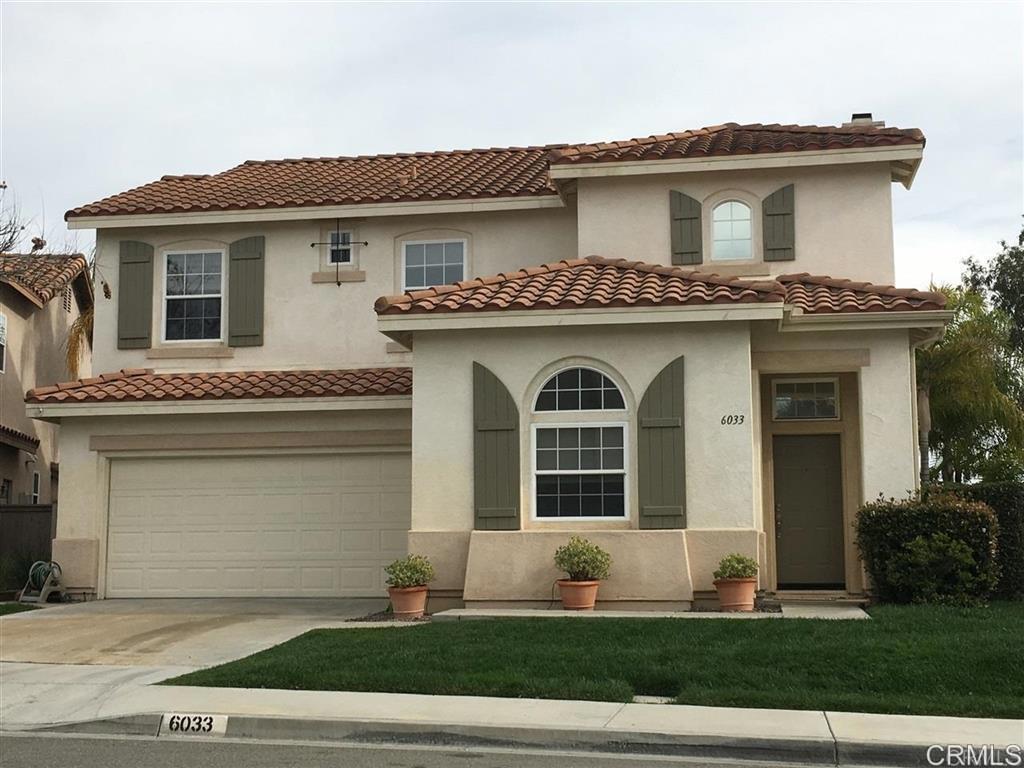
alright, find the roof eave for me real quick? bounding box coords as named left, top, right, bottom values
left=779, top=308, right=952, bottom=333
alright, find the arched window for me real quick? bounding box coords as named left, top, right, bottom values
left=532, top=367, right=627, bottom=520
left=712, top=200, right=752, bottom=261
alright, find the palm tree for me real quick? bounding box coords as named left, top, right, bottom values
left=64, top=304, right=93, bottom=380
left=916, top=287, right=1024, bottom=484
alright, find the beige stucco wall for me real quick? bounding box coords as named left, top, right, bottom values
left=52, top=406, right=411, bottom=594
left=576, top=163, right=896, bottom=284
left=1, top=285, right=90, bottom=506
left=91, top=208, right=576, bottom=376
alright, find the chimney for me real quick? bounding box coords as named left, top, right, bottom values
left=845, top=112, right=886, bottom=128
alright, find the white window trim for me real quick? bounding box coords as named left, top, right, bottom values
left=531, top=365, right=629, bottom=414
left=401, top=238, right=468, bottom=291
left=30, top=471, right=40, bottom=504
left=328, top=230, right=355, bottom=265
left=0, top=311, right=6, bottom=374
left=530, top=421, right=631, bottom=522
left=711, top=199, right=754, bottom=262
left=771, top=376, right=841, bottom=422
left=160, top=249, right=226, bottom=344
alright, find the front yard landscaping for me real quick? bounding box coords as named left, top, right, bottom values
left=166, top=602, right=1024, bottom=718
left=0, top=602, right=38, bottom=616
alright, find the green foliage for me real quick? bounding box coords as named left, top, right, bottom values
left=885, top=533, right=984, bottom=606
left=856, top=493, right=999, bottom=604
left=964, top=224, right=1024, bottom=355
left=553, top=536, right=612, bottom=581
left=941, top=481, right=1024, bottom=599
left=917, top=285, right=1024, bottom=483
left=383, top=554, right=435, bottom=589
left=713, top=553, right=759, bottom=580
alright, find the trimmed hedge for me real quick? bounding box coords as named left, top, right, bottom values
left=940, top=482, right=1024, bottom=600
left=856, top=493, right=1000, bottom=605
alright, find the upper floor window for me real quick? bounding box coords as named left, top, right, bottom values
left=164, top=251, right=223, bottom=342
left=712, top=201, right=752, bottom=261
left=0, top=312, right=6, bottom=373
left=403, top=240, right=465, bottom=290
left=329, top=231, right=353, bottom=265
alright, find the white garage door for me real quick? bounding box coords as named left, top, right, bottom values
left=105, top=452, right=410, bottom=597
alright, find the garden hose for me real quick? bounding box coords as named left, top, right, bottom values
left=27, top=561, right=61, bottom=592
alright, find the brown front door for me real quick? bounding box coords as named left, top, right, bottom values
left=772, top=434, right=845, bottom=590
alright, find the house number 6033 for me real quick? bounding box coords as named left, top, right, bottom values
left=720, top=414, right=745, bottom=425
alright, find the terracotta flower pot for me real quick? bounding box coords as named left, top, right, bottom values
left=557, top=579, right=600, bottom=611
left=714, top=578, right=757, bottom=612
left=388, top=585, right=428, bottom=618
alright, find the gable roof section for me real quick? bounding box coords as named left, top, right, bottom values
left=26, top=367, right=411, bottom=405
left=375, top=256, right=945, bottom=317
left=549, top=123, right=925, bottom=166
left=0, top=253, right=91, bottom=309
left=0, top=423, right=40, bottom=452
left=65, top=122, right=924, bottom=221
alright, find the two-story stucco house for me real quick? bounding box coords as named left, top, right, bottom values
left=28, top=117, right=949, bottom=607
left=1, top=253, right=92, bottom=510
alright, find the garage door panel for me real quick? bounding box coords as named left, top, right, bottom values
left=106, top=452, right=411, bottom=597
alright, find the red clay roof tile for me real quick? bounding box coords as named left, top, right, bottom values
left=26, top=367, right=411, bottom=405
left=777, top=273, right=946, bottom=314
left=0, top=423, right=40, bottom=451
left=0, top=253, right=90, bottom=308
left=66, top=122, right=924, bottom=220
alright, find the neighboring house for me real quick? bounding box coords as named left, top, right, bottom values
left=1, top=253, right=92, bottom=509
left=27, top=117, right=950, bottom=607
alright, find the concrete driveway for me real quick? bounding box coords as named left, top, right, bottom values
left=0, top=598, right=385, bottom=667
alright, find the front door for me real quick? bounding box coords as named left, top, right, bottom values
left=772, top=434, right=845, bottom=590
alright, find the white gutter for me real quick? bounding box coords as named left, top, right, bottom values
left=66, top=195, right=565, bottom=230
left=779, top=309, right=953, bottom=333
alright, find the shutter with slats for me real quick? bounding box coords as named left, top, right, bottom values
left=763, top=184, right=795, bottom=262
left=638, top=356, right=686, bottom=529
left=228, top=236, right=265, bottom=347
left=473, top=362, right=520, bottom=530
left=670, top=191, right=703, bottom=265
left=117, top=241, right=154, bottom=349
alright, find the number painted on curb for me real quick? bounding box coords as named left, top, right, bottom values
left=160, top=713, right=228, bottom=737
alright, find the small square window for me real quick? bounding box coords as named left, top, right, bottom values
left=329, top=231, right=353, bottom=265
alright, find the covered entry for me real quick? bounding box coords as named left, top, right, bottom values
left=105, top=452, right=411, bottom=597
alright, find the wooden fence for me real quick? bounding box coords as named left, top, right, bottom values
left=0, top=504, right=54, bottom=563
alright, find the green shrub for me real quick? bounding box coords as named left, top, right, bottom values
left=940, top=481, right=1024, bottom=600
left=856, top=493, right=999, bottom=604
left=384, top=554, right=435, bottom=589
left=713, top=553, right=759, bottom=580
left=885, top=533, right=986, bottom=605
left=554, top=536, right=612, bottom=581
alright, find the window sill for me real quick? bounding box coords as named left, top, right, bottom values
left=146, top=346, right=234, bottom=359
left=311, top=270, right=366, bottom=284
left=700, top=262, right=772, bottom=279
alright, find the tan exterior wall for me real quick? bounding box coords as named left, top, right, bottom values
left=576, top=163, right=896, bottom=284
left=52, top=407, right=410, bottom=595
left=1, top=285, right=90, bottom=507
left=91, top=208, right=576, bottom=375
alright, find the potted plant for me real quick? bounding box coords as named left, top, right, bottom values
left=553, top=536, right=612, bottom=611
left=384, top=554, right=436, bottom=619
left=713, top=553, right=759, bottom=612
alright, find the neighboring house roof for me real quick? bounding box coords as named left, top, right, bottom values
left=0, top=253, right=92, bottom=310
left=548, top=123, right=925, bottom=166
left=374, top=256, right=946, bottom=316
left=65, top=122, right=924, bottom=220
left=0, top=423, right=40, bottom=453
left=25, top=367, right=411, bottom=405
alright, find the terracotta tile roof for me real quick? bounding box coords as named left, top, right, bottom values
left=0, top=423, right=40, bottom=452
left=375, top=257, right=946, bottom=317
left=65, top=146, right=566, bottom=219
left=66, top=121, right=924, bottom=220
left=375, top=257, right=785, bottom=315
left=0, top=253, right=90, bottom=309
left=549, top=122, right=924, bottom=165
left=778, top=273, right=946, bottom=314
left=26, top=367, right=412, bottom=405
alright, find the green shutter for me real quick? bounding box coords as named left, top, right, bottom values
left=117, top=241, right=154, bottom=349
left=763, top=184, right=795, bottom=261
left=473, top=362, right=520, bottom=530
left=638, top=356, right=686, bottom=529
left=228, top=236, right=265, bottom=347
left=670, top=191, right=702, bottom=265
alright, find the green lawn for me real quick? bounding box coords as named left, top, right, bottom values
left=0, top=602, right=38, bottom=616
left=165, top=602, right=1024, bottom=718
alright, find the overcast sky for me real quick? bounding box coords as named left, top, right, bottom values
left=2, top=2, right=1021, bottom=289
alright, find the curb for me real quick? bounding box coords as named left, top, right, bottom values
left=28, top=712, right=960, bottom=766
